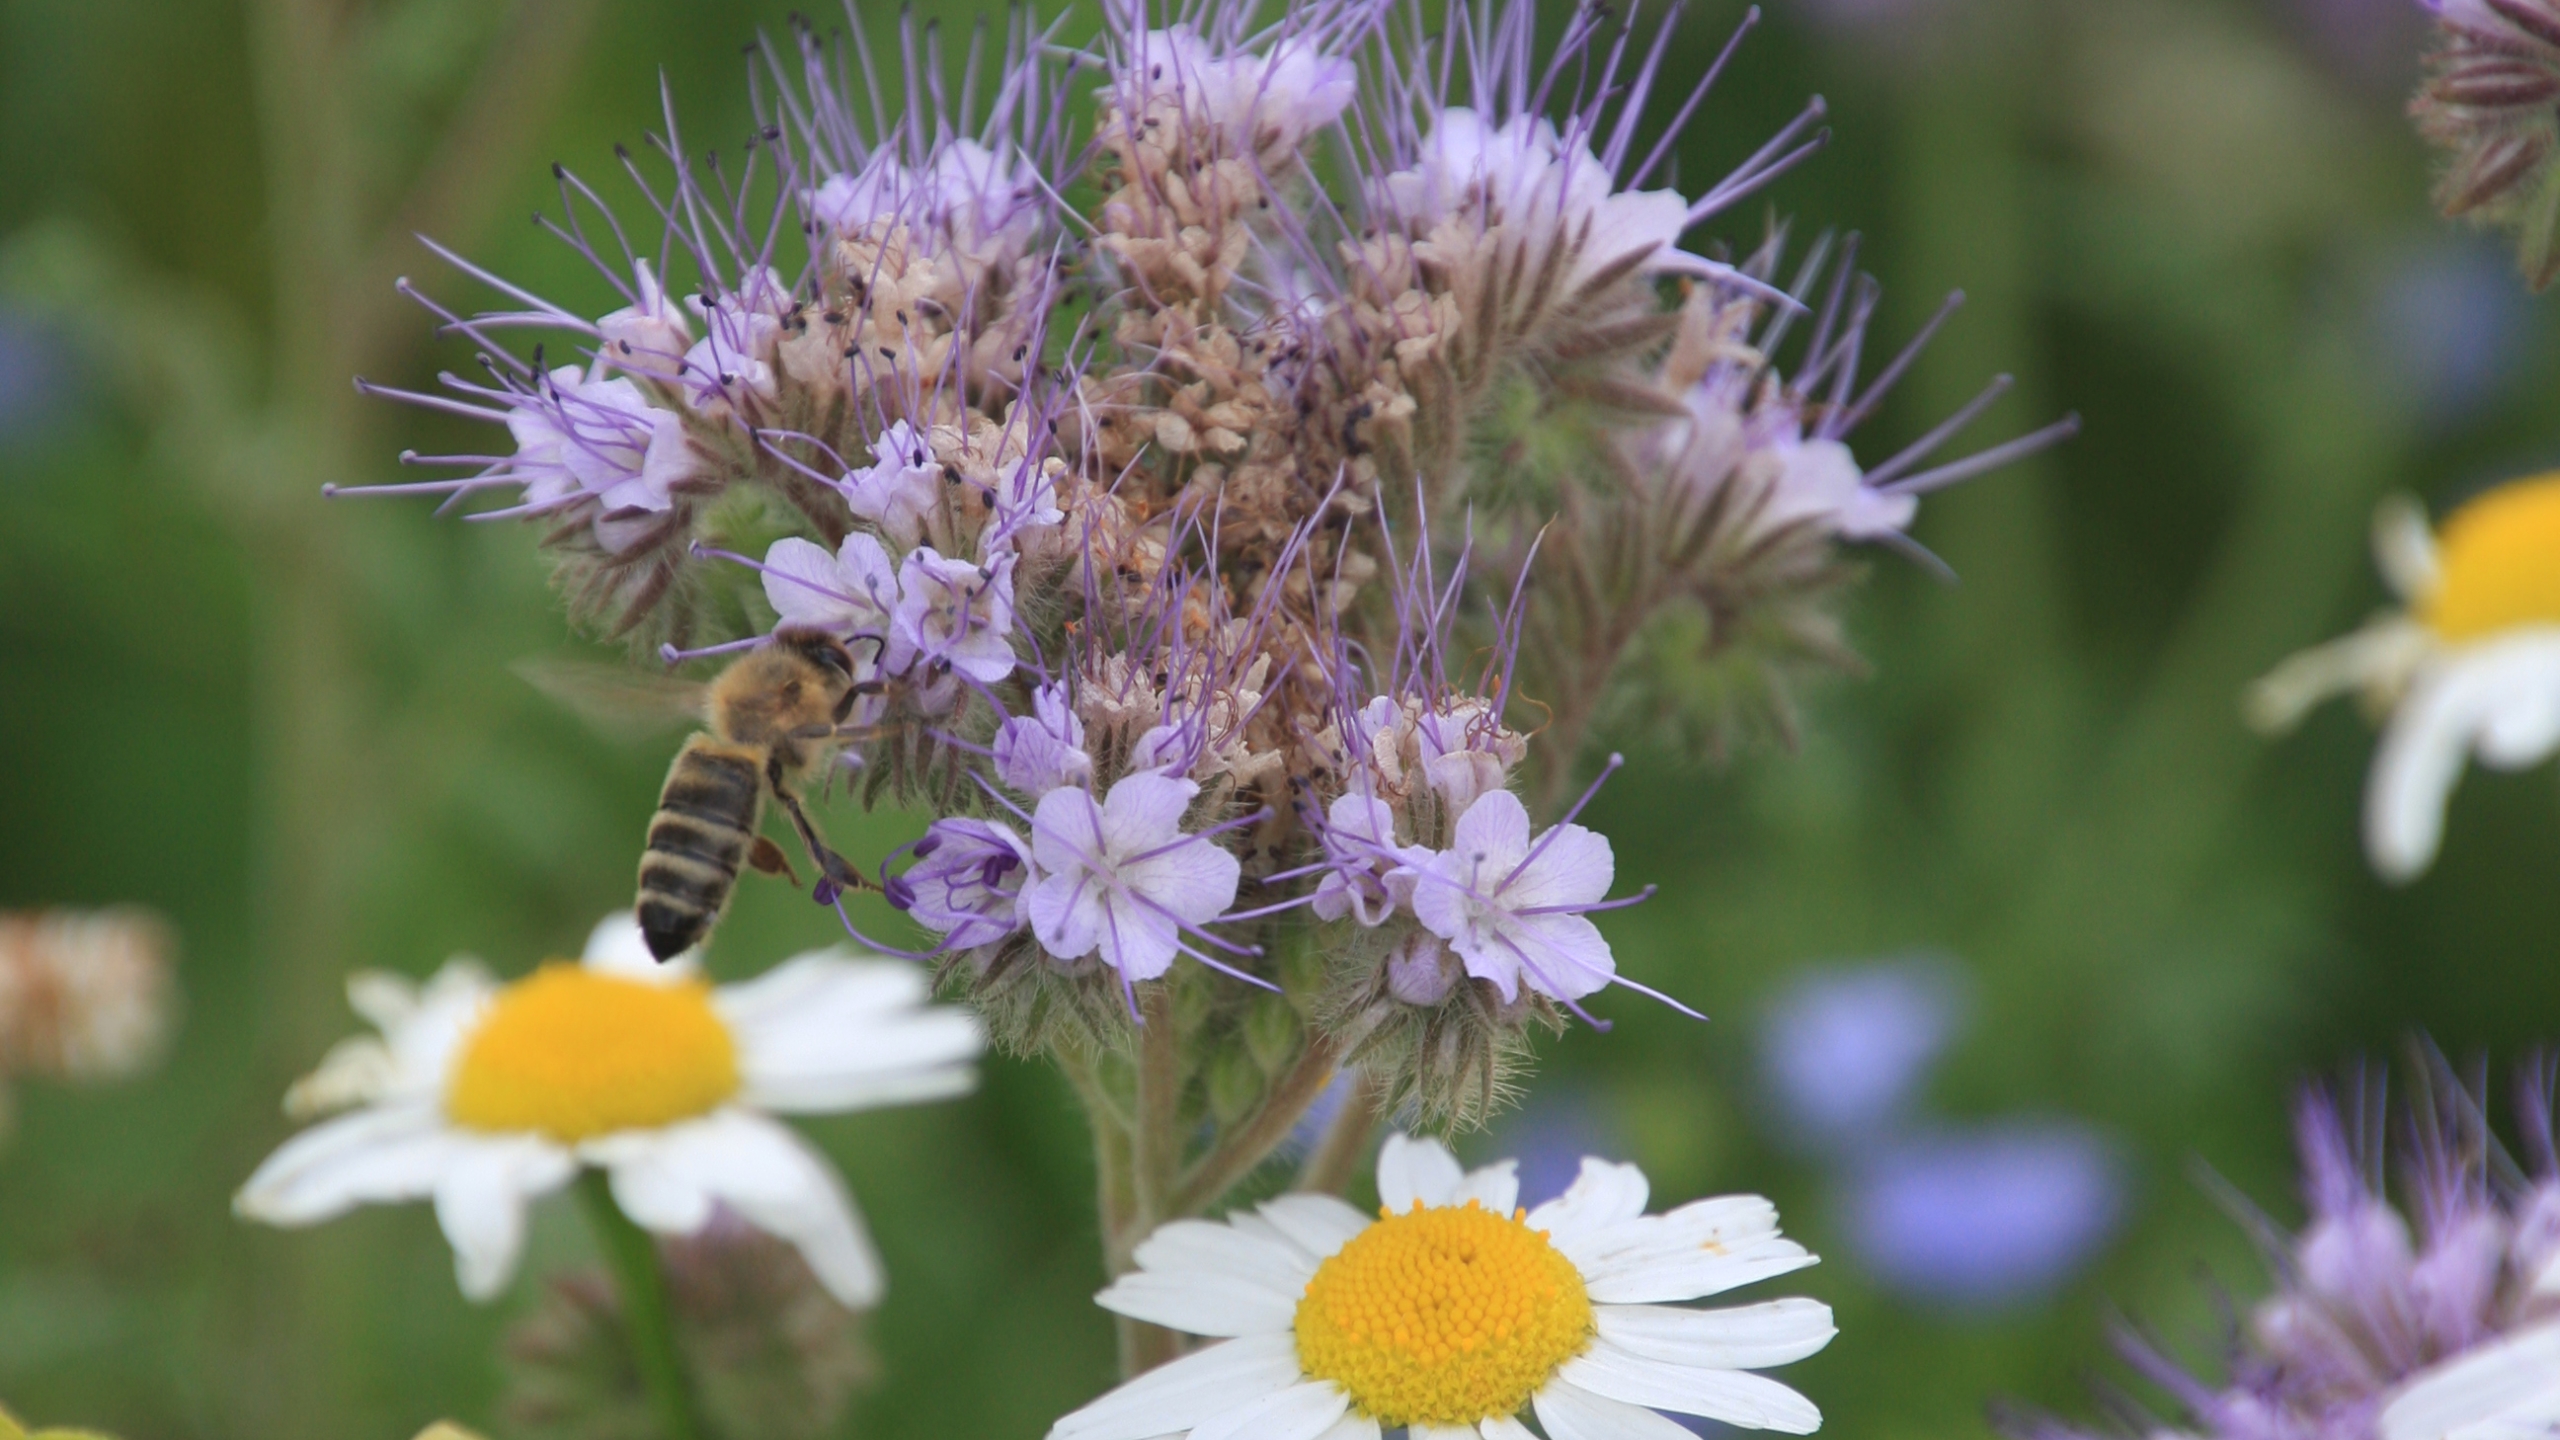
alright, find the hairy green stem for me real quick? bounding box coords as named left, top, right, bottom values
left=575, top=1172, right=706, bottom=1440
left=1119, top=988, right=1186, bottom=1375
left=1166, top=1034, right=1344, bottom=1219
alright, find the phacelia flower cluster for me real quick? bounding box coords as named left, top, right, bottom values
left=349, top=0, right=2064, bottom=1126
left=2020, top=1054, right=2560, bottom=1440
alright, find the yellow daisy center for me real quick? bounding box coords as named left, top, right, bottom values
left=2420, top=472, right=2560, bottom=642
left=1294, top=1199, right=1595, bottom=1428
left=446, top=963, right=739, bottom=1142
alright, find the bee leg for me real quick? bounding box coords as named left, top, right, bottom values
left=746, top=836, right=802, bottom=888
left=766, top=757, right=870, bottom=897
left=830, top=678, right=887, bottom=725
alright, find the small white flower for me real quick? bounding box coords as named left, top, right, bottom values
left=1410, top=790, right=1618, bottom=1003
left=2248, top=477, right=2560, bottom=881
left=505, top=366, right=697, bottom=515
left=1384, top=109, right=1712, bottom=293
left=1024, top=772, right=1244, bottom=982
left=680, top=268, right=791, bottom=408
left=594, top=258, right=692, bottom=377
left=761, top=532, right=900, bottom=640
left=889, top=547, right=1017, bottom=685
left=1120, top=25, right=1356, bottom=156
left=995, top=683, right=1093, bottom=795
left=812, top=140, right=1041, bottom=264
left=1412, top=699, right=1527, bottom=814
left=840, top=419, right=945, bottom=550
left=236, top=914, right=981, bottom=1307
left=1763, top=436, right=1916, bottom=541
left=1050, top=1133, right=1832, bottom=1440
left=1311, top=793, right=1426, bottom=927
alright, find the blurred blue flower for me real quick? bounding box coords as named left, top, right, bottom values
left=1842, top=1121, right=2123, bottom=1309
left=0, top=310, right=72, bottom=447
left=1482, top=1086, right=1622, bottom=1208
left=1282, top=1068, right=1359, bottom=1161
left=2369, top=236, right=2535, bottom=429
left=1757, top=954, right=1965, bottom=1150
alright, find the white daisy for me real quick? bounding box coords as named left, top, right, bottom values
left=1050, top=1133, right=1834, bottom=1440
left=2247, top=473, right=2560, bottom=881
left=2381, top=1320, right=2560, bottom=1440
left=236, top=913, right=981, bottom=1307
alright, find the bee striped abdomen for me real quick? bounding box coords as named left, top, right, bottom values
left=636, top=740, right=763, bottom=960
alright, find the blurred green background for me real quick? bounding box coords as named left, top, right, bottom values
left=3, top=0, right=2557, bottom=1435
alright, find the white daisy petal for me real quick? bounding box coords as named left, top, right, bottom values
left=2381, top=1321, right=2560, bottom=1440
left=1311, top=1417, right=1384, bottom=1440
left=2366, top=635, right=2560, bottom=882
left=1253, top=1194, right=1374, bottom=1261
left=1528, top=1157, right=1651, bottom=1243
left=1480, top=1418, right=1540, bottom=1440
left=344, top=969, right=421, bottom=1031
left=1413, top=1425, right=1483, bottom=1440
left=1455, top=1158, right=1521, bottom=1216
left=1098, top=1268, right=1301, bottom=1336
left=719, top=952, right=983, bottom=1112
left=1132, top=1215, right=1323, bottom=1289
left=2243, top=620, right=2428, bottom=735
left=1579, top=1237, right=1817, bottom=1304
left=234, top=1103, right=463, bottom=1224
left=1594, top=1299, right=1838, bottom=1370
left=1048, top=1332, right=1304, bottom=1440
left=590, top=1109, right=884, bottom=1308
left=1187, top=1380, right=1350, bottom=1440
left=1379, top=1132, right=1467, bottom=1210
left=1560, top=1346, right=1822, bottom=1433
left=1534, top=1378, right=1704, bottom=1440
left=1566, top=1194, right=1818, bottom=1303
left=432, top=1134, right=574, bottom=1301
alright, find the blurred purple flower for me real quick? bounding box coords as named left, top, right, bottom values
left=1758, top=955, right=1966, bottom=1149
left=1844, top=1121, right=2124, bottom=1309
left=2019, top=1055, right=2560, bottom=1440
left=2284, top=0, right=2430, bottom=87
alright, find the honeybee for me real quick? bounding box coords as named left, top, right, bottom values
left=518, top=628, right=887, bottom=960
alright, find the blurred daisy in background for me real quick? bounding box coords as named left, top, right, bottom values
left=1050, top=1133, right=1833, bottom=1440
left=235, top=913, right=981, bottom=1305
left=2249, top=474, right=2560, bottom=881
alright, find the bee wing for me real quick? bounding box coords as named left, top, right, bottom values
left=512, top=656, right=707, bottom=743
